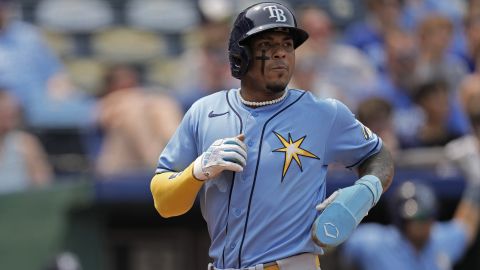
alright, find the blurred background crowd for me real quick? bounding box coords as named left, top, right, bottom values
left=1, top=0, right=480, bottom=179
left=1, top=0, right=480, bottom=269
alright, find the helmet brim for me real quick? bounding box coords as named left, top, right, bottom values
left=239, top=25, right=309, bottom=49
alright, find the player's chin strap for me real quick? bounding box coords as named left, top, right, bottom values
left=311, top=175, right=383, bottom=248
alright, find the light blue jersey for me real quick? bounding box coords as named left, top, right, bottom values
left=156, top=88, right=382, bottom=268
left=342, top=222, right=468, bottom=270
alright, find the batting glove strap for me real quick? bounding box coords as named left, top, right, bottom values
left=193, top=137, right=247, bottom=181
left=355, top=175, right=383, bottom=206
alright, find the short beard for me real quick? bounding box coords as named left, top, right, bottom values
left=266, top=82, right=286, bottom=93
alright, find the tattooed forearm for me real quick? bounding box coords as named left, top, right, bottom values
left=357, top=145, right=395, bottom=192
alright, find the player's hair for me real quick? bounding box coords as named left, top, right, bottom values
left=411, top=76, right=448, bottom=104
left=357, top=97, right=393, bottom=126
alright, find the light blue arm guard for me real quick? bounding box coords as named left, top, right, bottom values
left=312, top=175, right=383, bottom=247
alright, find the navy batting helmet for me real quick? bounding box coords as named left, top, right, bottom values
left=390, top=180, right=438, bottom=230
left=228, top=2, right=309, bottom=79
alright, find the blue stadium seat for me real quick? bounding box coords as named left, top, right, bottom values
left=91, top=27, right=167, bottom=64
left=65, top=57, right=107, bottom=96
left=125, top=0, right=200, bottom=33
left=35, top=0, right=114, bottom=33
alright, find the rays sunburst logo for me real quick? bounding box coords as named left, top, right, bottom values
left=272, top=131, right=319, bottom=181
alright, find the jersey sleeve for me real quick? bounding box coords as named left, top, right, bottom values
left=323, top=99, right=382, bottom=167
left=432, top=220, right=468, bottom=263
left=155, top=105, right=199, bottom=173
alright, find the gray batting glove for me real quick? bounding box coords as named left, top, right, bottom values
left=193, top=134, right=247, bottom=180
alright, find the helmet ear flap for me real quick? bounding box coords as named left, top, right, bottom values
left=229, top=53, right=243, bottom=79
left=230, top=46, right=251, bottom=79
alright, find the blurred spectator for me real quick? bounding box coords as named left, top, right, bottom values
left=173, top=19, right=237, bottom=112
left=0, top=0, right=95, bottom=128
left=0, top=90, right=53, bottom=194
left=341, top=179, right=480, bottom=270
left=402, top=0, right=466, bottom=30
left=415, top=14, right=468, bottom=91
left=374, top=29, right=422, bottom=144
left=292, top=5, right=378, bottom=111
left=402, top=0, right=466, bottom=55
left=290, top=52, right=317, bottom=94
left=443, top=78, right=480, bottom=268
left=376, top=29, right=418, bottom=109
left=457, top=14, right=480, bottom=72
left=95, top=64, right=182, bottom=177
left=375, top=29, right=467, bottom=148
left=342, top=0, right=406, bottom=71
left=407, top=78, right=463, bottom=148
left=357, top=97, right=399, bottom=158
left=458, top=59, right=480, bottom=138
left=414, top=14, right=470, bottom=141
left=467, top=0, right=480, bottom=18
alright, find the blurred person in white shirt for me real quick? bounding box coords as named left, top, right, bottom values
left=292, top=5, right=379, bottom=112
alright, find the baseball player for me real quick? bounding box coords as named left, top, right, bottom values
left=150, top=2, right=394, bottom=269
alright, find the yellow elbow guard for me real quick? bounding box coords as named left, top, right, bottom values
left=150, top=163, right=204, bottom=217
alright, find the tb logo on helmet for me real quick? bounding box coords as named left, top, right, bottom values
left=263, top=5, right=287, bottom=22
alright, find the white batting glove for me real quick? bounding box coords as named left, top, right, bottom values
left=193, top=135, right=247, bottom=180
left=445, top=135, right=480, bottom=184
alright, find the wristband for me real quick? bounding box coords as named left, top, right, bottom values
left=355, top=175, right=383, bottom=206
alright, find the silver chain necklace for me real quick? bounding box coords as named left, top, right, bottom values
left=238, top=90, right=288, bottom=107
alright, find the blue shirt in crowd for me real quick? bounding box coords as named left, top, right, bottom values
left=342, top=222, right=468, bottom=270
